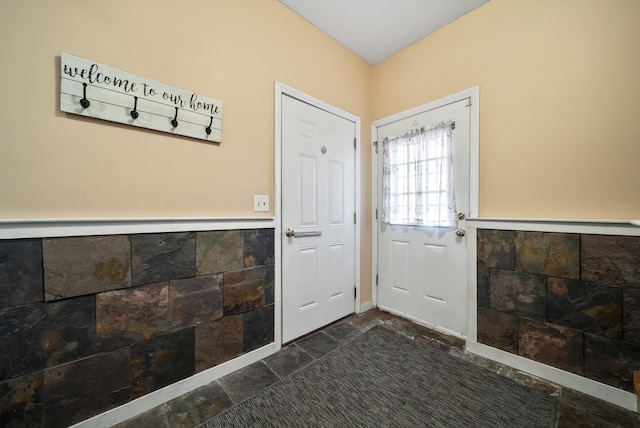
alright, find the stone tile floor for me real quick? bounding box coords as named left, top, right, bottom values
left=115, top=309, right=640, bottom=428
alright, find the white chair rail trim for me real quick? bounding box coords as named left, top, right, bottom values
left=467, top=217, right=640, bottom=236
left=0, top=217, right=276, bottom=240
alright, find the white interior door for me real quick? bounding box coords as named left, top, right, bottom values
left=282, top=94, right=356, bottom=343
left=376, top=98, right=470, bottom=337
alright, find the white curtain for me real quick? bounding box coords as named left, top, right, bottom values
left=381, top=122, right=456, bottom=227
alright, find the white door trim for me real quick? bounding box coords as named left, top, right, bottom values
left=371, top=87, right=480, bottom=310
left=274, top=81, right=362, bottom=347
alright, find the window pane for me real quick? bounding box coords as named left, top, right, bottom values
left=383, top=123, right=454, bottom=227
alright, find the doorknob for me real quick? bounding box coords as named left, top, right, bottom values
left=455, top=228, right=466, bottom=237
left=285, top=228, right=296, bottom=237
left=457, top=212, right=466, bottom=220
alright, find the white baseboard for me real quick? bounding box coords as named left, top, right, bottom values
left=70, top=343, right=277, bottom=428
left=466, top=341, right=638, bottom=412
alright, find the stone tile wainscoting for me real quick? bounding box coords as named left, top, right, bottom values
left=477, top=229, right=640, bottom=393
left=0, top=228, right=275, bottom=427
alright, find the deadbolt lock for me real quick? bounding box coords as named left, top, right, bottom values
left=457, top=212, right=466, bottom=221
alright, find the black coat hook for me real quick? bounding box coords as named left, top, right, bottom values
left=79, top=83, right=90, bottom=109
left=205, top=116, right=213, bottom=135
left=130, top=96, right=139, bottom=120
left=171, top=107, right=178, bottom=128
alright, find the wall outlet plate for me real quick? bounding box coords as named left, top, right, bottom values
left=253, top=195, right=269, bottom=212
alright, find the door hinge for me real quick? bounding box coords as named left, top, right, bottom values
left=375, top=208, right=378, bottom=220
left=376, top=274, right=379, bottom=285
left=354, top=287, right=357, bottom=299
left=373, top=141, right=378, bottom=153
left=354, top=213, right=357, bottom=224
left=465, top=97, right=472, bottom=108
left=354, top=137, right=357, bottom=150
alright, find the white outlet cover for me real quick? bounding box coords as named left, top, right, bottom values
left=253, top=195, right=269, bottom=212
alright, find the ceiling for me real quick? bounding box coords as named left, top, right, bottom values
left=279, top=0, right=489, bottom=65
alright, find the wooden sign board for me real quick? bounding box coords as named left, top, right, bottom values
left=60, top=52, right=222, bottom=143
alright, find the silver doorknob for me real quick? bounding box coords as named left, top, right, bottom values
left=285, top=228, right=296, bottom=237
left=455, top=228, right=466, bottom=237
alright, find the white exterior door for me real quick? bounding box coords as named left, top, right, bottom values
left=281, top=94, right=356, bottom=343
left=375, top=98, right=470, bottom=337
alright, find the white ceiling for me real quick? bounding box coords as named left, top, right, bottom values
left=279, top=0, right=489, bottom=65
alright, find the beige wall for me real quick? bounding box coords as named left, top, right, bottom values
left=372, top=0, right=640, bottom=220
left=0, top=0, right=371, bottom=219
left=0, top=0, right=373, bottom=302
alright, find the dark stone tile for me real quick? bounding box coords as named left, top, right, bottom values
left=492, top=365, right=561, bottom=397
left=547, top=277, right=622, bottom=338
left=96, top=282, right=169, bottom=350
left=489, top=269, right=546, bottom=320
left=585, top=333, right=640, bottom=392
left=295, top=331, right=340, bottom=358
left=346, top=312, right=384, bottom=333
left=0, top=296, right=95, bottom=379
left=451, top=345, right=561, bottom=397
left=624, top=286, right=640, bottom=344
left=364, top=308, right=396, bottom=321
left=263, top=344, right=314, bottom=378
left=196, top=230, right=243, bottom=275
left=477, top=229, right=515, bottom=270
left=219, top=361, right=279, bottom=403
left=477, top=306, right=519, bottom=354
left=582, top=234, right=640, bottom=286
left=515, top=231, right=580, bottom=279
left=383, top=317, right=439, bottom=340
left=0, top=372, right=43, bottom=428
left=477, top=266, right=491, bottom=307
left=243, top=229, right=274, bottom=267
left=243, top=304, right=274, bottom=352
left=195, top=315, right=243, bottom=372
left=130, top=328, right=195, bottom=399
left=169, top=274, right=223, bottom=331
left=264, top=264, right=275, bottom=306
left=43, top=235, right=131, bottom=300
left=164, top=380, right=233, bottom=428
left=223, top=267, right=264, bottom=316
left=448, top=348, right=503, bottom=375
left=113, top=406, right=169, bottom=428
left=131, top=232, right=196, bottom=286
left=0, top=239, right=43, bottom=310
left=556, top=387, right=640, bottom=428
left=43, top=348, right=131, bottom=428
left=519, top=319, right=584, bottom=375
left=413, top=326, right=465, bottom=353
left=323, top=319, right=360, bottom=341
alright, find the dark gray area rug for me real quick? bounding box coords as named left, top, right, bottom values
left=202, top=326, right=556, bottom=428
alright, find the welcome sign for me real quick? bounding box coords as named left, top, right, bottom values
left=60, top=52, right=222, bottom=143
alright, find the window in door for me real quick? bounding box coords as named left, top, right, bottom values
left=381, top=121, right=455, bottom=227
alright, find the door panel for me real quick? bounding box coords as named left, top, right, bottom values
left=423, top=243, right=447, bottom=302
left=392, top=240, right=410, bottom=293
left=329, top=161, right=344, bottom=224
left=282, top=94, right=356, bottom=343
left=376, top=99, right=470, bottom=337
left=299, top=246, right=319, bottom=310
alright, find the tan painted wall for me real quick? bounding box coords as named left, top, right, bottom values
left=0, top=1, right=373, bottom=302
left=0, top=0, right=370, bottom=219
left=372, top=0, right=640, bottom=220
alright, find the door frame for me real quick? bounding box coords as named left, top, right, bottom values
left=371, top=87, right=480, bottom=326
left=274, top=81, right=362, bottom=348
